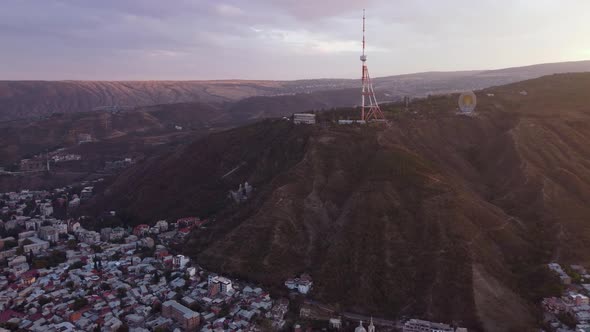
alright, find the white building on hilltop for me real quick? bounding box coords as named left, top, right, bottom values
left=402, top=319, right=454, bottom=332
left=293, top=113, right=316, bottom=125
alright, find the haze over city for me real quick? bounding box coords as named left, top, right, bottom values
left=1, top=0, right=589, bottom=80
left=5, top=1, right=590, bottom=332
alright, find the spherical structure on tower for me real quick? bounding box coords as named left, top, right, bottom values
left=360, top=55, right=367, bottom=62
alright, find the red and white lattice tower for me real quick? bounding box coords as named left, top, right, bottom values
left=360, top=10, right=385, bottom=122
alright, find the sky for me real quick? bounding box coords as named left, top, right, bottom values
left=1, top=0, right=589, bottom=80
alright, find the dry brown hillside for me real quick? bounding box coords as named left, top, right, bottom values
left=94, top=73, right=590, bottom=331
left=3, top=60, right=589, bottom=122
left=0, top=80, right=282, bottom=121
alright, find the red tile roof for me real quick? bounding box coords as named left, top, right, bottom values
left=0, top=309, right=25, bottom=322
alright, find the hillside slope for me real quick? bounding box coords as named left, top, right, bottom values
left=0, top=102, right=233, bottom=166
left=93, top=73, right=590, bottom=331
left=0, top=80, right=281, bottom=121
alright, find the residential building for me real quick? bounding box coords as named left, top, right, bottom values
left=8, top=256, right=27, bottom=268
left=217, top=277, right=232, bottom=294
left=162, top=300, right=200, bottom=331
left=19, top=231, right=36, bottom=240
left=80, top=187, right=93, bottom=200
left=402, top=319, right=454, bottom=332
left=329, top=318, right=342, bottom=329
left=39, top=226, right=59, bottom=242
left=208, top=275, right=232, bottom=294
left=570, top=293, right=590, bottom=306
left=173, top=255, right=190, bottom=269
left=293, top=113, right=316, bottom=125
left=101, top=228, right=113, bottom=242
left=285, top=274, right=313, bottom=294
left=155, top=220, right=168, bottom=232
left=68, top=198, right=80, bottom=209
left=133, top=224, right=150, bottom=236
left=23, top=237, right=50, bottom=254
left=78, top=230, right=100, bottom=244
left=39, top=202, right=53, bottom=217
left=11, top=262, right=30, bottom=277
left=20, top=159, right=45, bottom=172
left=111, top=227, right=126, bottom=241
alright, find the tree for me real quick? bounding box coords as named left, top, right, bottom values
left=38, top=296, right=51, bottom=306
left=111, top=252, right=122, bottom=261
left=91, top=244, right=103, bottom=253
left=33, top=259, right=49, bottom=269
left=564, top=266, right=583, bottom=284
left=164, top=270, right=172, bottom=283
left=0, top=322, right=19, bottom=331
left=258, top=318, right=274, bottom=332
left=48, top=250, right=66, bottom=266
left=557, top=312, right=577, bottom=329
left=22, top=200, right=36, bottom=216
left=151, top=302, right=162, bottom=314
left=67, top=239, right=78, bottom=250
left=218, top=305, right=230, bottom=318
left=116, top=324, right=129, bottom=332
left=72, top=297, right=88, bottom=310
left=152, top=271, right=160, bottom=284
left=117, top=287, right=127, bottom=299
left=68, top=261, right=85, bottom=271
left=3, top=240, right=17, bottom=250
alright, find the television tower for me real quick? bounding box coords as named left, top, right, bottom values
left=360, top=9, right=385, bottom=122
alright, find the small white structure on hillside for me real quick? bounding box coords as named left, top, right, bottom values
left=293, top=113, right=316, bottom=125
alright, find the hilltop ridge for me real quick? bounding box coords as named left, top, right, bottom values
left=91, top=73, right=590, bottom=331
left=2, top=60, right=590, bottom=122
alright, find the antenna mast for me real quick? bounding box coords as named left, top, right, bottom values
left=362, top=9, right=366, bottom=58
left=360, top=9, right=384, bottom=122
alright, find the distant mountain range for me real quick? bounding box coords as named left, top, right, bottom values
left=1, top=60, right=589, bottom=121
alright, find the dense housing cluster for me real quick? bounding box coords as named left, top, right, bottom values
left=0, top=186, right=288, bottom=332
left=542, top=262, right=590, bottom=331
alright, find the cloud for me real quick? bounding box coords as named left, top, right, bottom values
left=0, top=0, right=589, bottom=80
left=215, top=4, right=245, bottom=17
